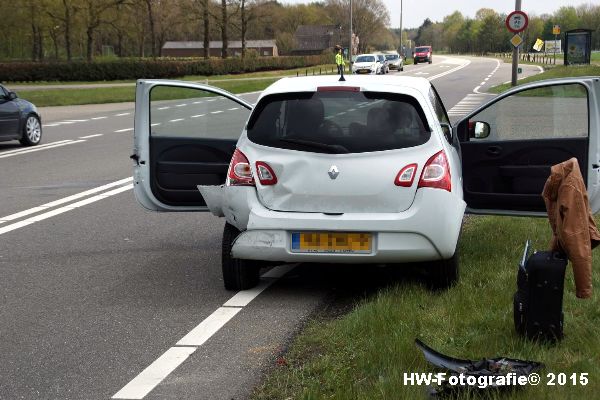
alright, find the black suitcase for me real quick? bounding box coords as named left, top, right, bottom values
left=513, top=241, right=567, bottom=342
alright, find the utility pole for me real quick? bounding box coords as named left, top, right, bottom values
left=511, top=0, right=522, bottom=86
left=349, top=0, right=353, bottom=71
left=399, top=0, right=403, bottom=54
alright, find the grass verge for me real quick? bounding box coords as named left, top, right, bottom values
left=23, top=77, right=284, bottom=107
left=18, top=64, right=343, bottom=107
left=253, top=215, right=600, bottom=400
left=489, top=65, right=600, bottom=94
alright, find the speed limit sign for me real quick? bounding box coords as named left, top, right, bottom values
left=506, top=11, right=528, bottom=33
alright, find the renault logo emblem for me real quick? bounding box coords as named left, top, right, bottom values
left=328, top=165, right=339, bottom=179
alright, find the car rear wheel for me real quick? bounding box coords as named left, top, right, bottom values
left=222, top=222, right=260, bottom=290
left=427, top=248, right=459, bottom=290
left=20, top=114, right=42, bottom=146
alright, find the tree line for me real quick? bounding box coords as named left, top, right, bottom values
left=0, top=1, right=597, bottom=63
left=0, top=0, right=394, bottom=62
left=407, top=5, right=600, bottom=54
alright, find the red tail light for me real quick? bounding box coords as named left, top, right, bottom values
left=256, top=161, right=278, bottom=185
left=418, top=150, right=451, bottom=192
left=394, top=163, right=418, bottom=187
left=227, top=148, right=254, bottom=186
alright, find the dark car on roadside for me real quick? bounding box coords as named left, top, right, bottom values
left=0, top=84, right=42, bottom=146
left=414, top=46, right=433, bottom=64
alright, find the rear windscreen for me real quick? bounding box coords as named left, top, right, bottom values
left=246, top=91, right=431, bottom=154
left=415, top=47, right=430, bottom=52
left=356, top=56, right=375, bottom=63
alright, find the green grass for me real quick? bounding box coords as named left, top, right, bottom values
left=16, top=64, right=342, bottom=107
left=253, top=215, right=600, bottom=400
left=591, top=52, right=600, bottom=62
left=21, top=77, right=285, bottom=107
left=489, top=65, right=600, bottom=94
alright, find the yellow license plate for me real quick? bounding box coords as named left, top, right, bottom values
left=291, top=232, right=372, bottom=253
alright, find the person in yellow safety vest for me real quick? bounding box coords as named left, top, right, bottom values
left=335, top=48, right=345, bottom=75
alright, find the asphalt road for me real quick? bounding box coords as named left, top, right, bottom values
left=0, top=56, right=542, bottom=400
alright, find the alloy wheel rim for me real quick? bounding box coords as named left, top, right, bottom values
left=26, top=117, right=41, bottom=143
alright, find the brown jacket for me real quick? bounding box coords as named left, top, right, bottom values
left=542, top=158, right=600, bottom=299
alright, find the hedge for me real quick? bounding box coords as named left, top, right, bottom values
left=0, top=54, right=332, bottom=82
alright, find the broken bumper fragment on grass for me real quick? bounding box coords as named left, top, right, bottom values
left=415, top=339, right=543, bottom=397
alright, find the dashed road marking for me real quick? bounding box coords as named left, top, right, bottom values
left=79, top=134, right=103, bottom=139
left=447, top=93, right=490, bottom=117
left=91, top=116, right=108, bottom=120
left=191, top=114, right=205, bottom=118
left=175, top=104, right=187, bottom=107
left=157, top=106, right=170, bottom=110
left=210, top=110, right=223, bottom=114
left=169, top=118, right=184, bottom=122
left=112, top=264, right=296, bottom=399
left=115, top=128, right=133, bottom=132
left=115, top=112, right=131, bottom=116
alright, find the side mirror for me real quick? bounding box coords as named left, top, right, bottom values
left=469, top=121, right=490, bottom=139
left=440, top=122, right=452, bottom=142
left=7, top=91, right=17, bottom=100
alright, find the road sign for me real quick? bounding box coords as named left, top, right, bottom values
left=533, top=38, right=544, bottom=52
left=510, top=34, right=523, bottom=48
left=506, top=11, right=529, bottom=33
left=553, top=25, right=561, bottom=35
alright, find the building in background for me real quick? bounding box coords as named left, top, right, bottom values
left=292, top=25, right=349, bottom=56
left=162, top=40, right=278, bottom=57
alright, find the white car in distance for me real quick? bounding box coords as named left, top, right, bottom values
left=132, top=75, right=600, bottom=291
left=352, top=54, right=384, bottom=75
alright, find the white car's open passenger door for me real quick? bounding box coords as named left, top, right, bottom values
left=455, top=77, right=600, bottom=216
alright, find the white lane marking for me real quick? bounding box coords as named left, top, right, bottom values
left=347, top=108, right=357, bottom=112
left=227, top=107, right=239, bottom=111
left=79, top=134, right=103, bottom=139
left=480, top=81, right=486, bottom=85
left=206, top=99, right=215, bottom=102
left=177, top=307, right=242, bottom=346
left=169, top=118, right=184, bottom=122
left=210, top=110, right=223, bottom=114
left=0, top=178, right=133, bottom=223
left=115, top=113, right=131, bottom=116
left=151, top=123, right=161, bottom=127
left=0, top=140, right=73, bottom=156
left=414, top=72, right=430, bottom=75
left=65, top=119, right=89, bottom=122
left=91, top=116, right=108, bottom=120
left=193, top=101, right=203, bottom=104
left=112, top=347, right=197, bottom=400
left=42, top=123, right=61, bottom=127
left=157, top=106, right=170, bottom=110
left=428, top=59, right=471, bottom=81
left=191, top=114, right=205, bottom=118
left=0, top=140, right=85, bottom=159
left=113, top=264, right=294, bottom=399
left=0, top=184, right=132, bottom=235
left=175, top=104, right=187, bottom=107
left=57, top=121, right=77, bottom=125
left=115, top=128, right=133, bottom=133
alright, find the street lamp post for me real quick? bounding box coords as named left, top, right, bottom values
left=349, top=0, right=353, bottom=71
left=399, top=0, right=403, bottom=55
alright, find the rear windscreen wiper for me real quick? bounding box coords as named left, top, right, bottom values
left=279, top=138, right=348, bottom=154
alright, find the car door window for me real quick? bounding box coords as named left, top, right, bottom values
left=468, top=83, right=588, bottom=141
left=150, top=86, right=251, bottom=139
left=428, top=87, right=450, bottom=125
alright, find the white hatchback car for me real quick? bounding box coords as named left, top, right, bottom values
left=132, top=75, right=600, bottom=290
left=352, top=54, right=384, bottom=75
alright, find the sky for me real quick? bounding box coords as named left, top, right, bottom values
left=279, top=0, right=597, bottom=29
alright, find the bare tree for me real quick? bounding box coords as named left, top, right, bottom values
left=81, top=0, right=126, bottom=61
left=221, top=0, right=228, bottom=58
